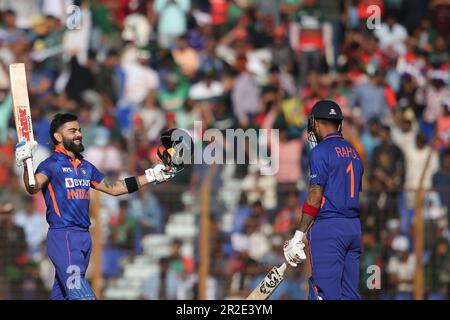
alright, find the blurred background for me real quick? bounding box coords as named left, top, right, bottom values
left=0, top=0, right=449, bottom=300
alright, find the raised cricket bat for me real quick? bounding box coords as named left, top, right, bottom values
left=246, top=263, right=287, bottom=300
left=9, top=63, right=36, bottom=187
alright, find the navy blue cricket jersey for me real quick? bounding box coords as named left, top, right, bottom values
left=309, top=132, right=364, bottom=220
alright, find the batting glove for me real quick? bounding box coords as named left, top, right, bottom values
left=283, top=230, right=307, bottom=267
left=145, top=164, right=173, bottom=184
left=15, top=140, right=37, bottom=168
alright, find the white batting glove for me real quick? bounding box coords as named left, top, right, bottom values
left=283, top=231, right=307, bottom=267
left=145, top=164, right=173, bottom=184
left=15, top=140, right=37, bottom=168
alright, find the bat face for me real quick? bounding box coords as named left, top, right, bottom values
left=246, top=263, right=287, bottom=300
left=9, top=62, right=36, bottom=187
left=10, top=63, right=34, bottom=142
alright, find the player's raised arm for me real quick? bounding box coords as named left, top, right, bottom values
left=23, top=170, right=49, bottom=195
left=93, top=164, right=173, bottom=196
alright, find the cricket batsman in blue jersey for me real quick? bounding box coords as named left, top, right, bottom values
left=14, top=113, right=176, bottom=300
left=283, top=100, right=364, bottom=300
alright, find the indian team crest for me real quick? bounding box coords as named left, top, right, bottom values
left=80, top=168, right=87, bottom=176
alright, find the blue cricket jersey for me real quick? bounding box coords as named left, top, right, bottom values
left=35, top=146, right=105, bottom=229
left=309, top=132, right=364, bottom=219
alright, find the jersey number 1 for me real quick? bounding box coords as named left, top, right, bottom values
left=346, top=161, right=355, bottom=198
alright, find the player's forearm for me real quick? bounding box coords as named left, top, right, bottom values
left=97, top=165, right=172, bottom=196
left=299, top=214, right=315, bottom=233
left=100, top=176, right=142, bottom=196
left=100, top=175, right=154, bottom=196
left=298, top=185, right=323, bottom=233
left=23, top=165, right=39, bottom=194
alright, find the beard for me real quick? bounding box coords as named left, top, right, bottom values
left=62, top=136, right=85, bottom=154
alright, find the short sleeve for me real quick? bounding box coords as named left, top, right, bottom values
left=308, top=148, right=328, bottom=187
left=35, top=160, right=52, bottom=180
left=89, top=164, right=105, bottom=189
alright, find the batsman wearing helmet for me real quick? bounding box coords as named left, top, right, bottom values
left=14, top=113, right=184, bottom=300
left=283, top=100, right=364, bottom=300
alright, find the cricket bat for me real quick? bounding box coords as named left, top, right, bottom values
left=9, top=63, right=36, bottom=187
left=246, top=263, right=287, bottom=300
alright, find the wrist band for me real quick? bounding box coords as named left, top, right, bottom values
left=303, top=202, right=319, bottom=217
left=125, top=177, right=139, bottom=193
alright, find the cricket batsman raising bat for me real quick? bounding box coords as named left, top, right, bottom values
left=14, top=108, right=186, bottom=299
left=283, top=100, right=364, bottom=300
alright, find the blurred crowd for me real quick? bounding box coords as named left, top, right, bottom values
left=0, top=0, right=449, bottom=300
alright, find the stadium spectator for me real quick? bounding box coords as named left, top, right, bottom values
left=289, top=0, right=328, bottom=85
left=425, top=222, right=450, bottom=300
left=387, top=235, right=415, bottom=300
left=370, top=126, right=405, bottom=225
left=273, top=191, right=302, bottom=237
left=231, top=60, right=262, bottom=128
left=275, top=127, right=302, bottom=196
left=167, top=238, right=194, bottom=276
left=360, top=117, right=381, bottom=163
left=403, top=133, right=439, bottom=209
left=436, top=99, right=450, bottom=150
left=0, top=202, right=28, bottom=299
left=140, top=257, right=183, bottom=299
left=154, top=0, right=191, bottom=49
left=12, top=197, right=46, bottom=262
left=350, top=70, right=390, bottom=123
left=374, top=14, right=408, bottom=57
left=172, top=35, right=200, bottom=79
left=432, top=149, right=450, bottom=213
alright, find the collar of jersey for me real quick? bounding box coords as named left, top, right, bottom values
left=54, top=145, right=84, bottom=163
left=323, top=132, right=344, bottom=140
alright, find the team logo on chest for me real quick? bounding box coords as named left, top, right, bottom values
left=80, top=168, right=87, bottom=176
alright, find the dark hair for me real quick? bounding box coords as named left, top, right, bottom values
left=107, top=49, right=119, bottom=58
left=368, top=117, right=380, bottom=126
left=49, top=113, right=78, bottom=144
left=380, top=125, right=391, bottom=133
left=251, top=200, right=263, bottom=208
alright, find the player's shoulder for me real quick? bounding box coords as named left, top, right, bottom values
left=81, top=158, right=96, bottom=169
left=37, top=153, right=59, bottom=168
left=309, top=142, right=329, bottom=160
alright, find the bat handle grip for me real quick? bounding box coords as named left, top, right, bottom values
left=25, top=158, right=36, bottom=188
left=278, top=263, right=287, bottom=274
